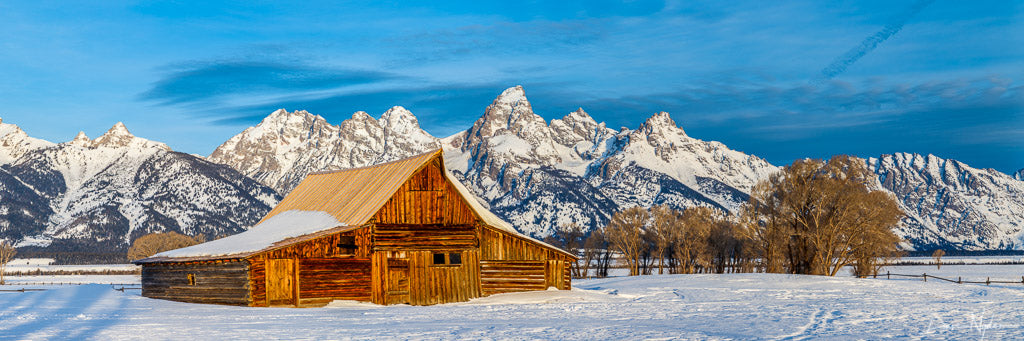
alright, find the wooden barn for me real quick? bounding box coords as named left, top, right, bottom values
left=134, top=149, right=575, bottom=307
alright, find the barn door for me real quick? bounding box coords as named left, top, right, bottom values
left=385, top=258, right=410, bottom=305
left=267, top=259, right=296, bottom=306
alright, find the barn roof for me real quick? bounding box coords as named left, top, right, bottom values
left=136, top=149, right=573, bottom=263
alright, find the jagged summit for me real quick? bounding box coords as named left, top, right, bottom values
left=68, top=131, right=91, bottom=147
left=380, top=106, right=423, bottom=135
left=1016, top=168, right=1023, bottom=181
left=208, top=106, right=441, bottom=194
left=638, top=112, right=685, bottom=137
left=86, top=122, right=170, bottom=150
left=494, top=85, right=527, bottom=106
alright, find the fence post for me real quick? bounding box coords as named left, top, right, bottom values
left=958, top=276, right=961, bottom=284
left=986, top=277, right=990, bottom=286
left=923, top=273, right=927, bottom=282
left=887, top=271, right=890, bottom=280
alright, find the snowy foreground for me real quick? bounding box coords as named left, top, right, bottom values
left=2, top=271, right=1023, bottom=340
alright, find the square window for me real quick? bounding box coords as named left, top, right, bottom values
left=449, top=253, right=462, bottom=265
left=433, top=253, right=446, bottom=265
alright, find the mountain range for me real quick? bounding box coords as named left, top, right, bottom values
left=0, top=119, right=279, bottom=261
left=1, top=86, right=1022, bottom=260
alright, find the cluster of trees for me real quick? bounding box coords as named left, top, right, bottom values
left=127, top=232, right=205, bottom=260
left=547, top=156, right=905, bottom=278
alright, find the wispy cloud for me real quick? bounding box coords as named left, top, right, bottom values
left=138, top=61, right=397, bottom=106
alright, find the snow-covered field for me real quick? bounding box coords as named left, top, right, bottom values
left=4, top=260, right=138, bottom=274
left=1, top=265, right=1023, bottom=340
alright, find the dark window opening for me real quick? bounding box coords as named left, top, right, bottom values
left=187, top=273, right=196, bottom=286
left=432, top=252, right=463, bottom=266
left=337, top=236, right=357, bottom=250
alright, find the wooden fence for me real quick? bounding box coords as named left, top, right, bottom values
left=872, top=271, right=1024, bottom=285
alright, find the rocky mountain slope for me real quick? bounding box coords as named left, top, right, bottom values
left=0, top=120, right=280, bottom=257
left=868, top=153, right=1024, bottom=250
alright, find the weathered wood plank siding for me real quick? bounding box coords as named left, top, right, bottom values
left=141, top=260, right=250, bottom=306
left=373, top=224, right=477, bottom=251
left=248, top=258, right=267, bottom=307
left=480, top=226, right=570, bottom=262
left=372, top=159, right=476, bottom=226
left=297, top=258, right=372, bottom=306
left=249, top=227, right=372, bottom=306
left=407, top=250, right=481, bottom=305
left=479, top=260, right=547, bottom=295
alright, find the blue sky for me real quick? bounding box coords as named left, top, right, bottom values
left=0, top=1, right=1021, bottom=173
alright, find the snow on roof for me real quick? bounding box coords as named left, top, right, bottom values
left=151, top=210, right=342, bottom=259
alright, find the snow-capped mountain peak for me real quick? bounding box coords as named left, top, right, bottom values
left=379, top=106, right=420, bottom=134
left=1015, top=168, right=1023, bottom=181
left=208, top=107, right=441, bottom=194
left=88, top=122, right=170, bottom=150
left=638, top=111, right=686, bottom=138
left=0, top=118, right=56, bottom=164
left=68, top=131, right=91, bottom=147
left=469, top=85, right=548, bottom=140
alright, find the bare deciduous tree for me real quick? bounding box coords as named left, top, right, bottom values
left=744, top=156, right=904, bottom=276
left=674, top=207, right=714, bottom=274
left=932, top=249, right=945, bottom=270
left=605, top=206, right=650, bottom=276
left=127, top=232, right=204, bottom=260
left=650, top=205, right=680, bottom=275
left=583, top=227, right=611, bottom=278
left=0, top=242, right=15, bottom=285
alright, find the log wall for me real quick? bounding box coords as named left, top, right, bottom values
left=373, top=224, right=477, bottom=251
left=297, top=258, right=372, bottom=306
left=479, top=260, right=546, bottom=295
left=141, top=260, right=250, bottom=306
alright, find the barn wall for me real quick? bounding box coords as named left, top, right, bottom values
left=141, top=260, right=250, bottom=306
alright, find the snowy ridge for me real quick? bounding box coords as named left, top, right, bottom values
left=208, top=107, right=441, bottom=194
left=0, top=120, right=280, bottom=251
left=214, top=86, right=779, bottom=238
left=867, top=153, right=1024, bottom=250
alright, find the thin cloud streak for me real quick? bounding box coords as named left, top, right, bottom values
left=818, top=0, right=936, bottom=80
